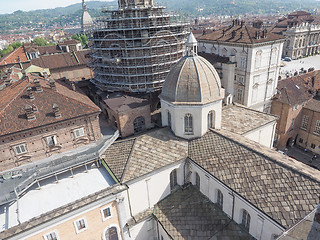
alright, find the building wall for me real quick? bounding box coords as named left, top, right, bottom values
left=189, top=161, right=284, bottom=240
left=282, top=23, right=320, bottom=59
left=198, top=40, right=284, bottom=112
left=0, top=114, right=101, bottom=172
left=271, top=100, right=306, bottom=149
left=161, top=100, right=222, bottom=139
left=51, top=67, right=93, bottom=82
left=243, top=121, right=277, bottom=148
left=18, top=200, right=122, bottom=240
left=102, top=104, right=152, bottom=138
left=296, top=108, right=320, bottom=155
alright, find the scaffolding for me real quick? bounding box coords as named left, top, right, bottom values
left=90, top=0, right=189, bottom=93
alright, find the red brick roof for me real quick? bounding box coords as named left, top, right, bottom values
left=0, top=73, right=100, bottom=136
left=199, top=22, right=285, bottom=44
left=275, top=73, right=317, bottom=105
left=304, top=98, right=320, bottom=112
left=0, top=46, right=28, bottom=66
left=30, top=50, right=90, bottom=70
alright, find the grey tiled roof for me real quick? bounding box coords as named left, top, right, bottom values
left=222, top=104, right=278, bottom=135
left=189, top=130, right=320, bottom=228
left=103, top=128, right=188, bottom=182
left=105, top=128, right=320, bottom=229
left=102, top=138, right=136, bottom=181
left=153, top=185, right=255, bottom=240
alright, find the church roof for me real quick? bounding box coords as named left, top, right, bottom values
left=153, top=185, right=255, bottom=240
left=160, top=55, right=223, bottom=104
left=103, top=127, right=320, bottom=229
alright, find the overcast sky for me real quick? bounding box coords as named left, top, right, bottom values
left=0, top=0, right=111, bottom=14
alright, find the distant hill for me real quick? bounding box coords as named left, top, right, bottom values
left=0, top=0, right=320, bottom=34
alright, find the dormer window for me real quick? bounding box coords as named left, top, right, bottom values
left=46, top=135, right=57, bottom=147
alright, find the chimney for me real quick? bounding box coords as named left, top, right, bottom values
left=34, top=79, right=42, bottom=92
left=4, top=76, right=11, bottom=87
left=71, top=82, right=76, bottom=91
left=256, top=31, right=261, bottom=40
left=232, top=30, right=236, bottom=38
left=25, top=104, right=36, bottom=121
left=262, top=30, right=268, bottom=38
left=49, top=80, right=57, bottom=91
left=21, top=69, right=26, bottom=79
left=222, top=29, right=225, bottom=36
left=27, top=87, right=35, bottom=100
left=241, top=20, right=245, bottom=27
left=240, top=31, right=244, bottom=39
left=43, top=71, right=48, bottom=81
left=52, top=103, right=62, bottom=118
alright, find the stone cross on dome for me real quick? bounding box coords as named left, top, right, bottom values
left=186, top=32, right=198, bottom=57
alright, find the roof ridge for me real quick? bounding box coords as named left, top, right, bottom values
left=120, top=138, right=138, bottom=182
left=245, top=25, right=254, bottom=44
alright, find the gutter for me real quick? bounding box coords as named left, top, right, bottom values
left=101, top=159, right=119, bottom=183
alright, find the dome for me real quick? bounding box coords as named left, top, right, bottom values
left=160, top=55, right=223, bottom=104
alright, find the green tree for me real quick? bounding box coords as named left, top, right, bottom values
left=32, top=37, right=48, bottom=46
left=80, top=35, right=88, bottom=46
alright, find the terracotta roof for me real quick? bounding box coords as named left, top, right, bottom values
left=153, top=185, right=255, bottom=240
left=199, top=23, right=285, bottom=44
left=104, top=95, right=149, bottom=113
left=30, top=50, right=90, bottom=70
left=0, top=46, right=28, bottom=66
left=59, top=40, right=81, bottom=45
left=275, top=74, right=315, bottom=105
left=222, top=104, right=278, bottom=135
left=105, top=127, right=320, bottom=229
left=304, top=98, right=320, bottom=112
left=0, top=73, right=100, bottom=136
left=37, top=45, right=62, bottom=55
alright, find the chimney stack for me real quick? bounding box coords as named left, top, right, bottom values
left=71, top=82, right=76, bottom=91
left=49, top=80, right=57, bottom=91
left=52, top=103, right=62, bottom=118
left=43, top=71, right=48, bottom=81
left=232, top=30, right=236, bottom=38
left=25, top=104, right=36, bottom=121
left=262, top=29, right=267, bottom=38
left=27, top=87, right=35, bottom=100
left=34, top=79, right=42, bottom=92
left=256, top=31, right=261, bottom=40
left=4, top=76, right=11, bottom=87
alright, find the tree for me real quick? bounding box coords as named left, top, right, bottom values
left=32, top=37, right=48, bottom=46
left=72, top=34, right=88, bottom=46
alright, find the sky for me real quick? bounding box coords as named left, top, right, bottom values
left=0, top=0, right=111, bottom=14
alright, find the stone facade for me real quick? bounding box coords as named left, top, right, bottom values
left=198, top=20, right=285, bottom=112
left=270, top=11, right=320, bottom=59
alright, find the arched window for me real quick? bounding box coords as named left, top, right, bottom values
left=255, top=50, right=262, bottom=69
left=241, top=209, right=251, bottom=231
left=195, top=172, right=200, bottom=189
left=167, top=111, right=171, bottom=128
left=133, top=116, right=146, bottom=133
left=208, top=111, right=215, bottom=129
left=184, top=114, right=193, bottom=134
left=217, top=189, right=223, bottom=209
left=105, top=226, right=119, bottom=240
left=170, top=169, right=177, bottom=191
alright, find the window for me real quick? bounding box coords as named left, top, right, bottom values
left=237, top=89, right=243, bottom=103
left=238, top=76, right=244, bottom=85
left=105, top=226, right=119, bottom=240
left=74, top=127, right=85, bottom=138
left=241, top=209, right=251, bottom=231
left=46, top=135, right=57, bottom=147
left=167, top=111, right=171, bottom=128
left=301, top=115, right=309, bottom=130
left=255, top=51, right=262, bottom=69
left=208, top=111, right=215, bottom=129
left=240, top=56, right=246, bottom=68
left=195, top=172, right=200, bottom=189
left=101, top=206, right=112, bottom=221
left=73, top=218, right=88, bottom=234
left=14, top=144, right=27, bottom=155
left=217, top=190, right=223, bottom=209
left=170, top=169, right=177, bottom=191
left=133, top=116, right=146, bottom=133
left=314, top=120, right=320, bottom=135
left=311, top=143, right=316, bottom=149
left=299, top=138, right=303, bottom=143
left=290, top=119, right=295, bottom=131
left=184, top=114, right=193, bottom=134
left=44, top=231, right=59, bottom=240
